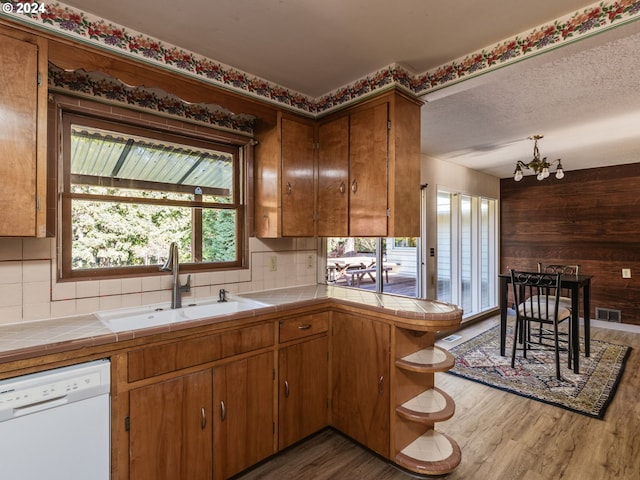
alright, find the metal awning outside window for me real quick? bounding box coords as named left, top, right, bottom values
left=70, top=125, right=234, bottom=195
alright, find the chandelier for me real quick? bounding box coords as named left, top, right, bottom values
left=513, top=135, right=565, bottom=181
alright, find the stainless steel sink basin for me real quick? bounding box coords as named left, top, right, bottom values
left=96, top=296, right=270, bottom=332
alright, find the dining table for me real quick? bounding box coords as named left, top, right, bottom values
left=498, top=272, right=592, bottom=374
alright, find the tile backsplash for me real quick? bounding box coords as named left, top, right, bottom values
left=0, top=236, right=319, bottom=325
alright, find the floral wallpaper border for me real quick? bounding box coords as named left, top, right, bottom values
left=2, top=0, right=640, bottom=116
left=48, top=64, right=256, bottom=135
left=413, top=0, right=640, bottom=96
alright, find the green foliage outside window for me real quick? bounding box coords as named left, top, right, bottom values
left=71, top=199, right=192, bottom=269
left=202, top=209, right=237, bottom=262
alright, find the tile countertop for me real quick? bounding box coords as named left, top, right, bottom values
left=0, top=285, right=462, bottom=365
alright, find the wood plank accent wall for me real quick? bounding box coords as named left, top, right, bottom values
left=500, top=162, right=640, bottom=325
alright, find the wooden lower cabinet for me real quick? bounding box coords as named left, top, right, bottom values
left=129, top=370, right=213, bottom=480
left=213, top=351, right=275, bottom=480
left=127, top=351, right=274, bottom=480
left=331, top=312, right=390, bottom=457
left=120, top=309, right=461, bottom=479
left=278, top=335, right=329, bottom=449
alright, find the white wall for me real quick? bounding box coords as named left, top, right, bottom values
left=421, top=154, right=500, bottom=299
left=0, top=236, right=317, bottom=325
left=422, top=154, right=500, bottom=199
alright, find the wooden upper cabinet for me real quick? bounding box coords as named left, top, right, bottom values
left=348, top=101, right=389, bottom=237
left=387, top=92, right=421, bottom=237
left=317, top=90, right=422, bottom=238
left=345, top=91, right=422, bottom=238
left=281, top=117, right=315, bottom=236
left=255, top=90, right=420, bottom=238
left=317, top=116, right=349, bottom=236
left=255, top=112, right=315, bottom=237
left=0, top=27, right=48, bottom=237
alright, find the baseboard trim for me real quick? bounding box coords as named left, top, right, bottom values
left=590, top=319, right=640, bottom=333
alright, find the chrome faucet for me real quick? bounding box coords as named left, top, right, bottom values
left=160, top=242, right=191, bottom=309
left=218, top=288, right=228, bottom=303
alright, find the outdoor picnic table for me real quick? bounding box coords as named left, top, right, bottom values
left=328, top=257, right=392, bottom=286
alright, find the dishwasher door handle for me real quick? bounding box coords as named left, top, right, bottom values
left=11, top=395, right=69, bottom=418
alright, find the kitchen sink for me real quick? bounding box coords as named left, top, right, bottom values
left=96, top=296, right=270, bottom=333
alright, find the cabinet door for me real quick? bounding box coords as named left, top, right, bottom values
left=317, top=116, right=349, bottom=236
left=281, top=117, right=315, bottom=236
left=0, top=31, right=46, bottom=237
left=279, top=335, right=329, bottom=449
left=331, top=312, right=390, bottom=457
left=129, top=370, right=213, bottom=480
left=387, top=92, right=421, bottom=237
left=348, top=102, right=389, bottom=237
left=213, top=352, right=274, bottom=480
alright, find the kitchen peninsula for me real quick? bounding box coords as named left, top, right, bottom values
left=0, top=285, right=463, bottom=479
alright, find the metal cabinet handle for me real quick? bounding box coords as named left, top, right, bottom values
left=378, top=376, right=384, bottom=395
left=201, top=407, right=206, bottom=430
left=286, top=182, right=292, bottom=195
left=351, top=179, right=358, bottom=193
left=339, top=181, right=346, bottom=194
left=220, top=400, right=226, bottom=421
left=297, top=324, right=311, bottom=330
left=284, top=380, right=290, bottom=398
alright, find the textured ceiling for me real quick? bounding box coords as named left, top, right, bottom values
left=54, top=0, right=640, bottom=178
left=421, top=20, right=640, bottom=178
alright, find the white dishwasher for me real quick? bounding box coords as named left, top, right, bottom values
left=0, top=359, right=111, bottom=480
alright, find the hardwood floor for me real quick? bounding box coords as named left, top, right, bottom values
left=235, top=429, right=411, bottom=480
left=236, top=316, right=640, bottom=479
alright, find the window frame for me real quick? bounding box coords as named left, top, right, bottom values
left=435, top=189, right=498, bottom=317
left=324, top=236, right=420, bottom=298
left=56, top=101, right=252, bottom=281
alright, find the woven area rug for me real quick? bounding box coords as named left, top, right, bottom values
left=447, top=325, right=631, bottom=419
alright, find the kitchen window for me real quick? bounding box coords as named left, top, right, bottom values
left=59, top=111, right=247, bottom=280
left=325, top=237, right=419, bottom=298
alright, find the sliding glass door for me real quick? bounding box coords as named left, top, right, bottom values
left=436, top=190, right=498, bottom=317
left=436, top=192, right=452, bottom=302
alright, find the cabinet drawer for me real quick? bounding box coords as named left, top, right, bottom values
left=279, top=312, right=328, bottom=343
left=128, top=322, right=274, bottom=382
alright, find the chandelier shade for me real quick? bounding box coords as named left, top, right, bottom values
left=513, top=135, right=564, bottom=181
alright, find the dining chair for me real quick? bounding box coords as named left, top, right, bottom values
left=510, top=270, right=572, bottom=380
left=537, top=263, right=580, bottom=275
left=537, top=263, right=580, bottom=310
